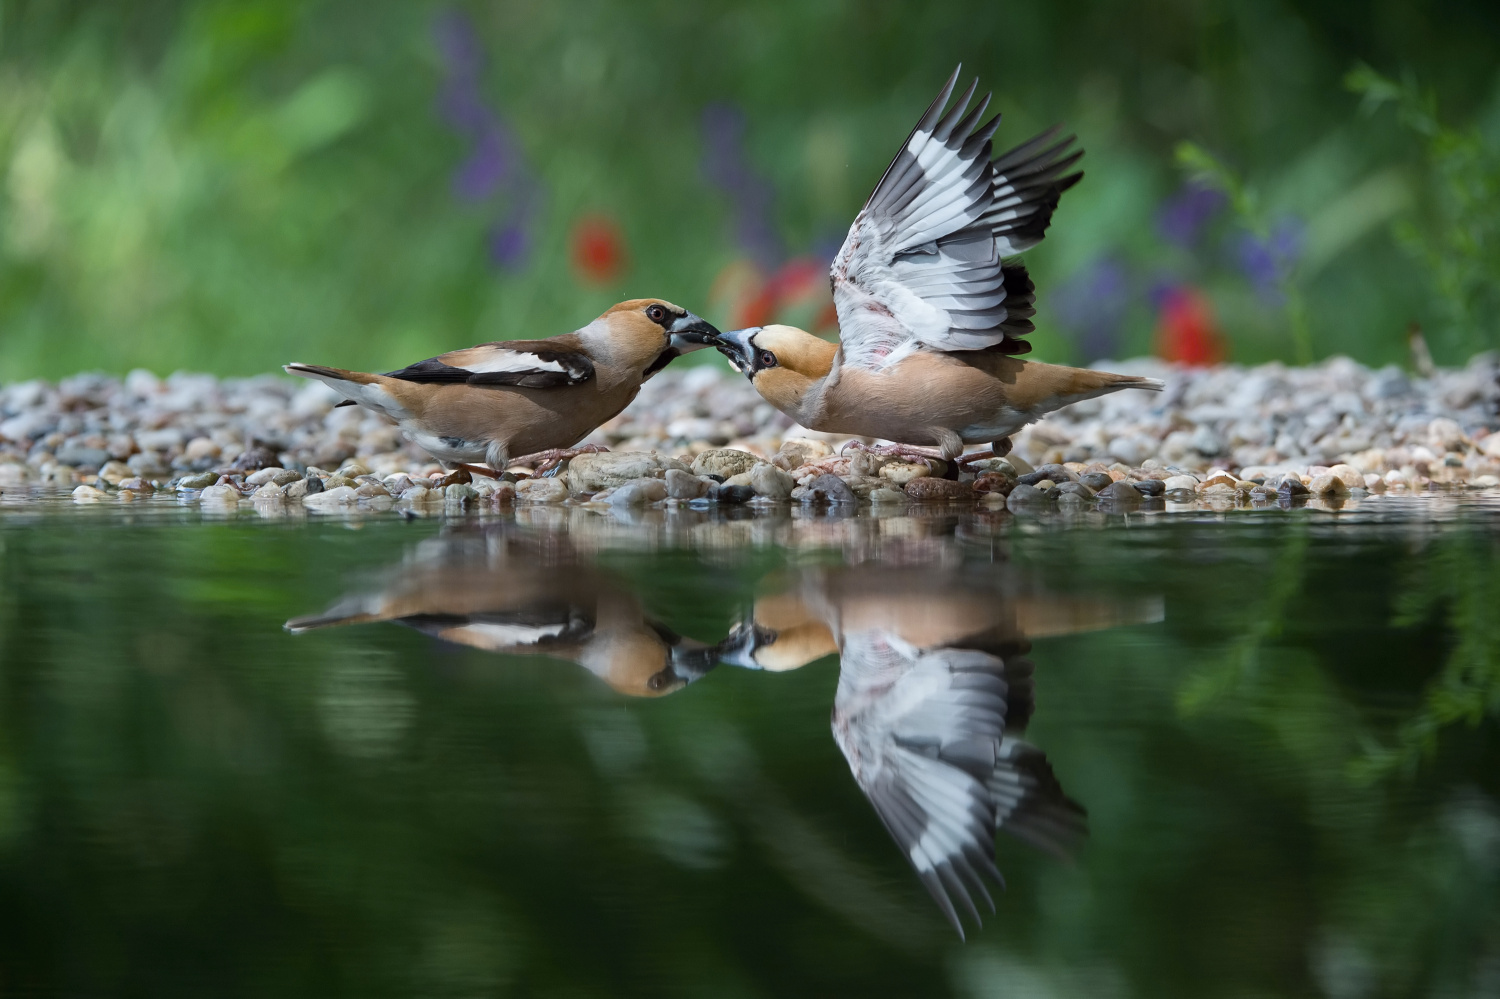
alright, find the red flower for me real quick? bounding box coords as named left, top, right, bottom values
left=1154, top=286, right=1225, bottom=366
left=570, top=215, right=628, bottom=285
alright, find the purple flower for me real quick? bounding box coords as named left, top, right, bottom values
left=1234, top=216, right=1304, bottom=302
left=432, top=9, right=543, bottom=270
left=701, top=103, right=784, bottom=267
left=1156, top=183, right=1227, bottom=249
left=1052, top=257, right=1131, bottom=361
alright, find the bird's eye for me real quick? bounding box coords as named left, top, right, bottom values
left=757, top=350, right=778, bottom=368
left=645, top=304, right=667, bottom=324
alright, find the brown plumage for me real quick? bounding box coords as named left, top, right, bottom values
left=284, top=531, right=718, bottom=698
left=709, top=69, right=1161, bottom=460
left=285, top=299, right=719, bottom=473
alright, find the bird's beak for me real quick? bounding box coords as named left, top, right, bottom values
left=713, top=618, right=778, bottom=669
left=668, top=640, right=721, bottom=682
left=667, top=312, right=721, bottom=354
left=711, top=327, right=761, bottom=376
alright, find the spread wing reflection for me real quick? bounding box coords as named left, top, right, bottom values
left=286, top=533, right=717, bottom=697
left=719, top=566, right=1161, bottom=937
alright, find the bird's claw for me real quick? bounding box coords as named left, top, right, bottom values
left=841, top=440, right=949, bottom=469
left=512, top=444, right=609, bottom=477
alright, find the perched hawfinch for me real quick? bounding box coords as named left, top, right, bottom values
left=710, top=68, right=1162, bottom=462
left=284, top=530, right=718, bottom=697
left=286, top=299, right=719, bottom=475
left=717, top=563, right=1161, bottom=937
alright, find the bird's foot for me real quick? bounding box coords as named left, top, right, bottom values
left=841, top=440, right=947, bottom=462
left=842, top=440, right=955, bottom=477
left=511, top=444, right=609, bottom=477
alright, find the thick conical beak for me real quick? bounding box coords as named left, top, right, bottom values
left=668, top=640, right=721, bottom=682
left=711, top=327, right=761, bottom=376
left=712, top=619, right=778, bottom=669
left=667, top=312, right=721, bottom=353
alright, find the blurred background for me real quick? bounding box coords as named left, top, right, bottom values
left=0, top=0, right=1497, bottom=381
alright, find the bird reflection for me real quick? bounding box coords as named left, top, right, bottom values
left=717, top=566, right=1162, bottom=937
left=287, top=527, right=1160, bottom=937
left=286, top=532, right=718, bottom=697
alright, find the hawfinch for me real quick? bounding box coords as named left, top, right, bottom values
left=711, top=69, right=1162, bottom=462
left=286, top=299, right=719, bottom=475
left=717, top=564, right=1161, bottom=937
left=285, top=530, right=718, bottom=697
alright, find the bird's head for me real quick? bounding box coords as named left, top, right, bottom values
left=714, top=594, right=838, bottom=672
left=588, top=299, right=721, bottom=378
left=710, top=325, right=838, bottom=412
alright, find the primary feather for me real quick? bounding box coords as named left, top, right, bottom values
left=830, top=66, right=1083, bottom=371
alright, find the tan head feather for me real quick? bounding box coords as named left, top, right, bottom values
left=748, top=325, right=838, bottom=416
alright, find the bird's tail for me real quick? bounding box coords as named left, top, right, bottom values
left=1011, top=362, right=1163, bottom=421
left=284, top=598, right=384, bottom=633
left=284, top=363, right=405, bottom=415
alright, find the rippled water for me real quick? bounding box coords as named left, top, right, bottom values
left=1, top=499, right=1497, bottom=997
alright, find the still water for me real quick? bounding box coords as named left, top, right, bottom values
left=1, top=501, right=1497, bottom=997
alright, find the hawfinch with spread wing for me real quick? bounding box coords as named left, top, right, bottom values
left=711, top=69, right=1161, bottom=462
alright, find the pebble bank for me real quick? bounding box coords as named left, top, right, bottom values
left=0, top=355, right=1496, bottom=516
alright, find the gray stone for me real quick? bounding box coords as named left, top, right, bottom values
left=749, top=462, right=796, bottom=498
left=176, top=471, right=218, bottom=490
left=1097, top=480, right=1144, bottom=508
left=691, top=448, right=763, bottom=479
left=1131, top=478, right=1165, bottom=497
left=568, top=451, right=684, bottom=493
left=55, top=444, right=109, bottom=468
left=610, top=479, right=668, bottom=507
left=1006, top=483, right=1052, bottom=512
left=1079, top=471, right=1114, bottom=491
left=664, top=468, right=709, bottom=499
left=803, top=473, right=857, bottom=505
left=709, top=484, right=755, bottom=505
left=302, top=485, right=358, bottom=509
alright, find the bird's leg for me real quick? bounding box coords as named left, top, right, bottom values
left=511, top=443, right=609, bottom=477
left=955, top=438, right=1013, bottom=467
left=453, top=462, right=503, bottom=479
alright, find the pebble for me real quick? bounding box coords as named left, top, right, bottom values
left=878, top=461, right=931, bottom=486
left=1131, top=478, right=1166, bottom=497
left=610, top=479, right=668, bottom=507
left=1097, top=479, right=1144, bottom=508
left=664, top=468, right=710, bottom=499
left=517, top=478, right=568, bottom=505
left=1006, top=483, right=1052, bottom=512
left=302, top=485, right=358, bottom=510
left=803, top=474, right=856, bottom=505
left=691, top=448, right=763, bottom=479
left=71, top=484, right=109, bottom=502
left=710, top=484, right=755, bottom=505
left=569, top=451, right=682, bottom=493
left=1307, top=473, right=1350, bottom=496
left=199, top=484, right=242, bottom=506
left=749, top=463, right=796, bottom=499
left=904, top=478, right=974, bottom=501
left=1163, top=474, right=1200, bottom=493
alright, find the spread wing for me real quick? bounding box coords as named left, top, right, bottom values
left=384, top=337, right=595, bottom=390
left=831, top=633, right=1085, bottom=938
left=830, top=66, right=1082, bottom=370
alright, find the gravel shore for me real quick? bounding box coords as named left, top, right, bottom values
left=0, top=354, right=1496, bottom=515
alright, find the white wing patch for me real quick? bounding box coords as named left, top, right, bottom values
left=463, top=352, right=569, bottom=375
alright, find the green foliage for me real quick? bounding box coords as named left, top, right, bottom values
left=1346, top=65, right=1500, bottom=356
left=0, top=1, right=1497, bottom=377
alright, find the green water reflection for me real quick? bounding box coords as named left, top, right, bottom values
left=0, top=505, right=1496, bottom=997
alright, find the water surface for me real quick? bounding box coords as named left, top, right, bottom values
left=0, top=500, right=1497, bottom=997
